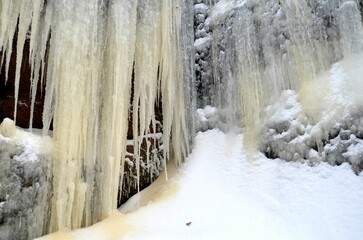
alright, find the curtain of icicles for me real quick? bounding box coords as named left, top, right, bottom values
left=0, top=0, right=192, bottom=234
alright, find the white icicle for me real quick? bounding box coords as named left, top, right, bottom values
left=133, top=0, right=161, bottom=192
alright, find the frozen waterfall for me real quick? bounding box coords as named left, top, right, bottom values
left=1, top=0, right=363, bottom=239
left=0, top=0, right=193, bottom=236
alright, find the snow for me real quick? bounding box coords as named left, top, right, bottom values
left=194, top=36, right=212, bottom=52
left=195, top=105, right=219, bottom=131
left=39, top=130, right=363, bottom=240
left=210, top=0, right=245, bottom=24
left=0, top=118, right=53, bottom=161
left=0, top=118, right=16, bottom=138
left=342, top=138, right=363, bottom=165
left=194, top=3, right=208, bottom=15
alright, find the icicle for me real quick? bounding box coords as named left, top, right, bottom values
left=232, top=8, right=263, bottom=148
left=171, top=0, right=190, bottom=165
left=44, top=0, right=108, bottom=231
left=0, top=0, right=20, bottom=84
left=97, top=0, right=138, bottom=222
left=158, top=0, right=189, bottom=168
left=28, top=0, right=45, bottom=130
left=133, top=0, right=161, bottom=192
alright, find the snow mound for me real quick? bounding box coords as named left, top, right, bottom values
left=0, top=118, right=16, bottom=138
left=195, top=105, right=219, bottom=131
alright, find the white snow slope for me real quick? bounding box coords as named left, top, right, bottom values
left=40, top=129, right=363, bottom=240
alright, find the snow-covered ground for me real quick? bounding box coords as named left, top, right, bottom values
left=40, top=129, right=363, bottom=240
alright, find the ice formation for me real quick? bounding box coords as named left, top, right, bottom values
left=260, top=54, right=363, bottom=173
left=199, top=0, right=363, bottom=146
left=0, top=0, right=192, bottom=235
left=193, top=0, right=363, bottom=167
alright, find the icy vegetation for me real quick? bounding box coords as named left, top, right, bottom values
left=0, top=0, right=193, bottom=235
left=0, top=119, right=52, bottom=240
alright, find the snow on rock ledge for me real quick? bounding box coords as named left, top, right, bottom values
left=0, top=121, right=52, bottom=240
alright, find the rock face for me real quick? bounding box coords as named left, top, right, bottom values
left=0, top=138, right=51, bottom=240
left=194, top=0, right=214, bottom=107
